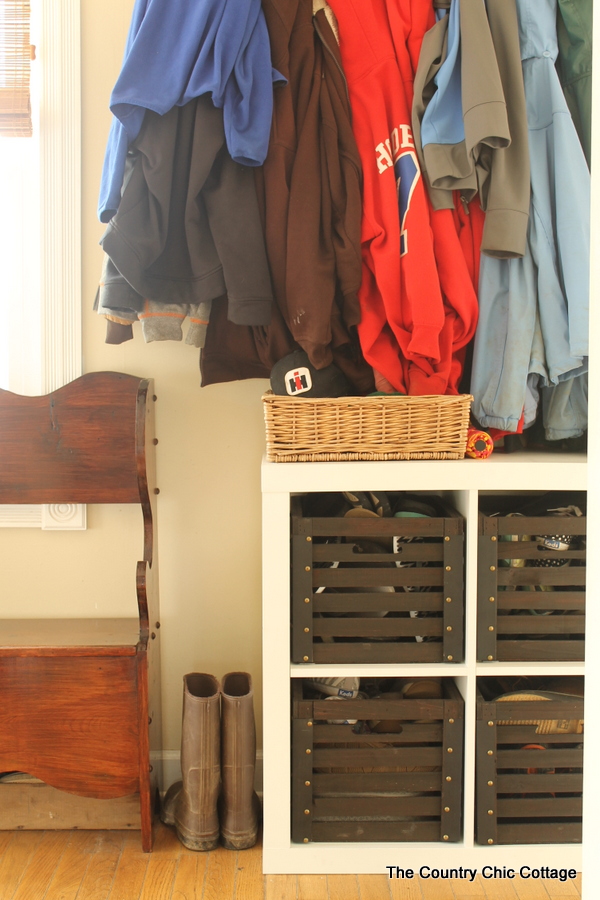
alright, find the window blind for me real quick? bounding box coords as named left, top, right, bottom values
left=0, top=0, right=32, bottom=137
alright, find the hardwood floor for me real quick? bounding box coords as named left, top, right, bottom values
left=0, top=823, right=582, bottom=900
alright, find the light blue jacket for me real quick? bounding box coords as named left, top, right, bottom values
left=98, top=0, right=283, bottom=223
left=421, top=2, right=463, bottom=148
left=470, top=0, right=589, bottom=439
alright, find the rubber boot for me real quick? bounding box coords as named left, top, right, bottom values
left=160, top=673, right=221, bottom=851
left=219, top=672, right=260, bottom=850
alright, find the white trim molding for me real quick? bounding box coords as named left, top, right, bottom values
left=0, top=0, right=83, bottom=530
left=39, top=0, right=82, bottom=394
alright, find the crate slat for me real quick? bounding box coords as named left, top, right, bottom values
left=496, top=822, right=582, bottom=844
left=313, top=642, right=444, bottom=664
left=311, top=821, right=443, bottom=842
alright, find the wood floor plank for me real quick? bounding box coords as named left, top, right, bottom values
left=169, top=852, right=207, bottom=900
left=147, top=824, right=184, bottom=858
left=481, top=876, right=519, bottom=900
left=74, top=833, right=124, bottom=900
left=137, top=825, right=182, bottom=900
left=107, top=831, right=151, bottom=900
left=44, top=831, right=104, bottom=900
left=452, top=873, right=487, bottom=898
left=0, top=831, right=44, bottom=900
left=541, top=876, right=581, bottom=897
left=512, top=877, right=551, bottom=900
left=9, top=830, right=70, bottom=900
left=137, top=859, right=178, bottom=900
left=297, top=874, right=327, bottom=900
left=0, top=833, right=16, bottom=857
left=358, top=873, right=392, bottom=900
left=388, top=876, right=424, bottom=900
left=202, top=849, right=237, bottom=900
left=235, top=843, right=264, bottom=900
left=327, top=874, right=361, bottom=900
left=419, top=875, right=455, bottom=900
left=265, top=874, right=297, bottom=900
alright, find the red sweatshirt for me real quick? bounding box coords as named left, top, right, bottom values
left=328, top=0, right=478, bottom=395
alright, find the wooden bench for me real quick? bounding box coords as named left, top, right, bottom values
left=0, top=371, right=161, bottom=850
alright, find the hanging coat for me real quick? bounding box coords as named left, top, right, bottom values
left=98, top=0, right=283, bottom=223
left=556, top=0, right=592, bottom=167
left=201, top=0, right=375, bottom=395
left=327, top=0, right=478, bottom=395
left=470, top=0, right=589, bottom=439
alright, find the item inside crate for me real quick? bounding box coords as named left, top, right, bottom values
left=478, top=492, right=586, bottom=662
left=292, top=492, right=465, bottom=664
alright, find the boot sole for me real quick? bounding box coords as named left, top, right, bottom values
left=176, top=828, right=220, bottom=852
left=221, top=831, right=258, bottom=851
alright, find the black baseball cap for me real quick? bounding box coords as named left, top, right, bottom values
left=270, top=350, right=350, bottom=398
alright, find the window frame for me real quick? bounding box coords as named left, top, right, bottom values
left=0, top=0, right=83, bottom=529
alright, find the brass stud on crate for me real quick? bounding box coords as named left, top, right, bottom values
left=487, top=750, right=493, bottom=756
left=446, top=776, right=452, bottom=782
left=490, top=565, right=496, bottom=571
left=306, top=749, right=312, bottom=755
left=305, top=781, right=311, bottom=786
left=488, top=626, right=494, bottom=632
left=447, top=655, right=454, bottom=661
left=304, top=598, right=310, bottom=604
left=447, top=747, right=454, bottom=753
left=445, top=565, right=452, bottom=571
left=304, top=809, right=310, bottom=815
left=303, top=656, right=309, bottom=662
left=304, top=627, right=310, bottom=633
left=307, top=722, right=313, bottom=727
left=446, top=597, right=452, bottom=603
left=488, top=839, right=494, bottom=845
left=443, top=835, right=449, bottom=841
left=449, top=718, right=455, bottom=724
left=488, top=810, right=494, bottom=816
left=304, top=838, right=309, bottom=843
left=446, top=626, right=453, bottom=632
left=491, top=536, right=497, bottom=542
left=488, top=721, right=494, bottom=727
left=305, top=566, right=311, bottom=572
left=488, top=781, right=494, bottom=786
left=489, top=596, right=495, bottom=602
left=444, top=536, right=450, bottom=542
left=487, top=655, right=494, bottom=661
left=444, top=807, right=450, bottom=813
left=306, top=536, right=312, bottom=542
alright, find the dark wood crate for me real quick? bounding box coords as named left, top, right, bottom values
left=292, top=679, right=464, bottom=843
left=476, top=683, right=583, bottom=845
left=292, top=504, right=465, bottom=664
left=477, top=513, right=586, bottom=662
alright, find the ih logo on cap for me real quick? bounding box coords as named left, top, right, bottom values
left=285, top=366, right=312, bottom=395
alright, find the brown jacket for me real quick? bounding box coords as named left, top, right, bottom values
left=201, top=0, right=374, bottom=393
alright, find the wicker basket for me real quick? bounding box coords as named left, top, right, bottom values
left=262, top=391, right=473, bottom=462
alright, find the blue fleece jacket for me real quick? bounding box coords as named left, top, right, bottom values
left=98, top=0, right=283, bottom=222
